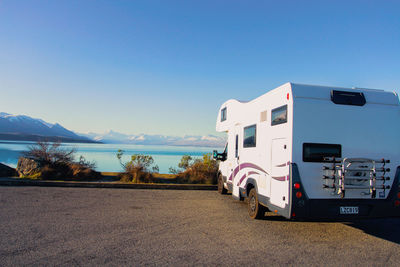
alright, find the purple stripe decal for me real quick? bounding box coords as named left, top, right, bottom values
left=239, top=163, right=268, bottom=174
left=229, top=162, right=268, bottom=181
left=237, top=174, right=246, bottom=186
left=275, top=163, right=287, bottom=167
left=237, top=171, right=259, bottom=186
left=272, top=176, right=286, bottom=181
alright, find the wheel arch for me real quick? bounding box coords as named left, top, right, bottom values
left=245, top=178, right=258, bottom=197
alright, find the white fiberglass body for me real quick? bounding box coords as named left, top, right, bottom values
left=215, top=82, right=400, bottom=219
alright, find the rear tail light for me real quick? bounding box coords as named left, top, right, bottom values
left=294, top=183, right=300, bottom=189
left=395, top=200, right=400, bottom=207
left=296, top=192, right=302, bottom=198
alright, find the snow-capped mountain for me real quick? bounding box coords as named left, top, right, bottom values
left=79, top=131, right=226, bottom=147
left=0, top=112, right=95, bottom=143
left=0, top=112, right=225, bottom=147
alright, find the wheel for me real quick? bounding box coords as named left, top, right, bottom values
left=248, top=188, right=265, bottom=219
left=217, top=174, right=227, bottom=194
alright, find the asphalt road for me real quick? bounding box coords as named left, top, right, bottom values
left=1, top=187, right=400, bottom=266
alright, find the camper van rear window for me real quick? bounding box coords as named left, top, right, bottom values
left=221, top=107, right=227, bottom=122
left=243, top=124, right=256, bottom=148
left=271, top=105, right=287, bottom=126
left=303, top=143, right=341, bottom=162
left=331, top=90, right=366, bottom=106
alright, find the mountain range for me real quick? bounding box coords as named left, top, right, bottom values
left=0, top=112, right=225, bottom=147
left=0, top=112, right=96, bottom=143
left=79, top=130, right=226, bottom=147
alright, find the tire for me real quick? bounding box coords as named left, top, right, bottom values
left=217, top=174, right=227, bottom=194
left=248, top=188, right=265, bottom=219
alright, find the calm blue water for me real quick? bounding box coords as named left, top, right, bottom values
left=0, top=141, right=222, bottom=173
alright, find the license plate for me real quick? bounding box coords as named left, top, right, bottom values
left=340, top=206, right=359, bottom=214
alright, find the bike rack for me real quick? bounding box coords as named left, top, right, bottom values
left=322, top=157, right=390, bottom=198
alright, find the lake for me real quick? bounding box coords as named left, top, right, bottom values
left=0, top=141, right=222, bottom=174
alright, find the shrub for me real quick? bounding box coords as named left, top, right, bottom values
left=116, top=150, right=159, bottom=183
left=19, top=141, right=99, bottom=180
left=23, top=141, right=76, bottom=168
left=169, top=155, right=193, bottom=174
left=174, top=153, right=218, bottom=184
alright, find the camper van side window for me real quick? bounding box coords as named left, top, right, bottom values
left=243, top=125, right=256, bottom=148
left=221, top=107, right=227, bottom=122
left=303, top=143, right=341, bottom=162
left=271, top=105, right=287, bottom=126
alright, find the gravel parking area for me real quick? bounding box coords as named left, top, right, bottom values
left=1, top=186, right=400, bottom=266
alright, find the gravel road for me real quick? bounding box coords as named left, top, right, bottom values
left=1, top=186, right=400, bottom=266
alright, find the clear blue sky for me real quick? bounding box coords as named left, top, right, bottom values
left=0, top=0, right=399, bottom=136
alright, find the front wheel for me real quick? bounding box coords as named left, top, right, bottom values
left=217, top=175, right=227, bottom=194
left=248, top=188, right=265, bottom=219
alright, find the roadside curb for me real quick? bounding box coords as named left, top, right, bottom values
left=0, top=179, right=217, bottom=190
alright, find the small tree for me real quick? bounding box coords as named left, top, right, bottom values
left=116, top=150, right=159, bottom=183
left=178, top=155, right=193, bottom=170
left=173, top=153, right=218, bottom=184
left=23, top=141, right=76, bottom=167
left=169, top=154, right=193, bottom=174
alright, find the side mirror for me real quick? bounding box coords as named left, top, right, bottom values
left=213, top=150, right=218, bottom=159
left=213, top=150, right=227, bottom=161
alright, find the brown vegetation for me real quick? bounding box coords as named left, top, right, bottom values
left=173, top=154, right=218, bottom=184
left=116, top=150, right=159, bottom=183
left=17, top=141, right=100, bottom=180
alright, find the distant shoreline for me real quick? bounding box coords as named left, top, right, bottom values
left=0, top=137, right=224, bottom=148
left=0, top=133, right=101, bottom=144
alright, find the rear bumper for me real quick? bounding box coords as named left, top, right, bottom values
left=291, top=164, right=400, bottom=220
left=294, top=198, right=400, bottom=220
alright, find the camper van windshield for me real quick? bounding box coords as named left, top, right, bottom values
left=303, top=143, right=341, bottom=162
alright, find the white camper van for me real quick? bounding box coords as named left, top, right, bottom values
left=213, top=83, right=400, bottom=220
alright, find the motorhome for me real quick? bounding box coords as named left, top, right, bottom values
left=213, top=82, right=400, bottom=219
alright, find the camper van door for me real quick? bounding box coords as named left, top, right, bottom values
left=232, top=125, right=241, bottom=198
left=270, top=138, right=289, bottom=208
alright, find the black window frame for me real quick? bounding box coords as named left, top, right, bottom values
left=303, top=143, right=342, bottom=162
left=235, top=135, right=239, bottom=158
left=331, top=90, right=366, bottom=106
left=243, top=124, right=257, bottom=148
left=271, top=105, right=288, bottom=126
left=221, top=107, right=227, bottom=122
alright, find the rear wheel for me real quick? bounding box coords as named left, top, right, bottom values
left=248, top=188, right=265, bottom=219
left=217, top=174, right=227, bottom=194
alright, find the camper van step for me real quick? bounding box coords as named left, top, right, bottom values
left=323, top=175, right=335, bottom=180
left=322, top=184, right=335, bottom=189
